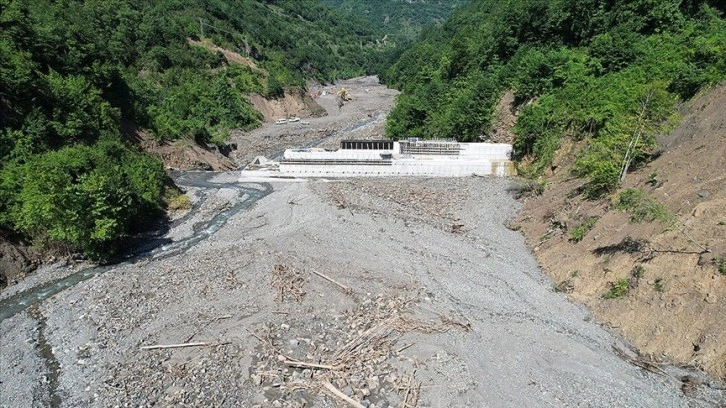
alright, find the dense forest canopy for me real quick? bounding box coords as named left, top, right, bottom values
left=383, top=0, right=726, bottom=197
left=0, top=0, right=387, bottom=259
left=320, top=0, right=465, bottom=42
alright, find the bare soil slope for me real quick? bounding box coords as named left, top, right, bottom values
left=137, top=137, right=237, bottom=171
left=513, top=83, right=726, bottom=381
left=247, top=90, right=326, bottom=123
left=0, top=236, right=39, bottom=288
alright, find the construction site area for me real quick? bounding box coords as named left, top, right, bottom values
left=242, top=139, right=515, bottom=179
left=1, top=77, right=724, bottom=407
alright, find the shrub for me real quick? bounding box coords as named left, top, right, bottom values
left=515, top=178, right=547, bottom=198
left=167, top=191, right=192, bottom=212
left=631, top=264, right=646, bottom=279
left=604, top=278, right=630, bottom=299
left=647, top=172, right=659, bottom=187
left=713, top=256, right=726, bottom=275
left=555, top=279, right=574, bottom=293
left=569, top=217, right=598, bottom=243
left=613, top=188, right=671, bottom=223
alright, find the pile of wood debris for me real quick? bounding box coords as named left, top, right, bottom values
left=250, top=265, right=471, bottom=407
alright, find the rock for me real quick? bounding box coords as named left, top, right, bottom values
left=367, top=376, right=379, bottom=391
left=698, top=252, right=710, bottom=266
left=342, top=386, right=353, bottom=396
left=251, top=374, right=262, bottom=386
left=698, top=190, right=711, bottom=198
left=289, top=339, right=299, bottom=347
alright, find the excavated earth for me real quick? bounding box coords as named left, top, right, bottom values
left=1, top=77, right=725, bottom=408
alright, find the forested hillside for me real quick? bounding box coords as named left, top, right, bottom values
left=0, top=0, right=386, bottom=260
left=321, top=0, right=464, bottom=42
left=383, top=0, right=726, bottom=197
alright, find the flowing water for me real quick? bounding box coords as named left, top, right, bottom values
left=0, top=172, right=272, bottom=323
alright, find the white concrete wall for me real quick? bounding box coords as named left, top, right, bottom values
left=459, top=143, right=512, bottom=160
left=284, top=149, right=388, bottom=160
left=283, top=142, right=511, bottom=161
left=279, top=159, right=514, bottom=177
left=276, top=142, right=516, bottom=178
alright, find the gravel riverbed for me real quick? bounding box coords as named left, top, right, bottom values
left=2, top=176, right=724, bottom=407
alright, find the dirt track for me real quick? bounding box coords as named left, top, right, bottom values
left=1, top=77, right=724, bottom=407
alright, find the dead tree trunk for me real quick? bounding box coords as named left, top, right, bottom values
left=619, top=89, right=654, bottom=184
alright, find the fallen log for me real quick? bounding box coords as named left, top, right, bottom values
left=141, top=342, right=209, bottom=350
left=321, top=381, right=364, bottom=408
left=312, top=270, right=352, bottom=294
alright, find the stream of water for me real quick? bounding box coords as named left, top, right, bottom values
left=0, top=112, right=383, bottom=323
left=0, top=173, right=272, bottom=323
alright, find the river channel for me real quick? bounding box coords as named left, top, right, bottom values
left=0, top=173, right=272, bottom=323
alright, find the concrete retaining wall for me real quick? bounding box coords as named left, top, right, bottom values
left=285, top=149, right=388, bottom=160
left=261, top=142, right=516, bottom=178
left=279, top=159, right=515, bottom=177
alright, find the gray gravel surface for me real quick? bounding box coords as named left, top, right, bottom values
left=2, top=176, right=723, bottom=407
left=231, top=76, right=397, bottom=165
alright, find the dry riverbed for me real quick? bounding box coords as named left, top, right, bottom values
left=2, top=176, right=724, bottom=407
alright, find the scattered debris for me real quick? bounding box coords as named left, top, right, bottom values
left=611, top=345, right=667, bottom=377
left=450, top=223, right=465, bottom=234
left=271, top=264, right=306, bottom=303
left=248, top=292, right=471, bottom=407
left=322, top=381, right=365, bottom=408
left=400, top=370, right=421, bottom=408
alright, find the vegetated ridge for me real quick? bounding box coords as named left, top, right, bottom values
left=320, top=0, right=466, bottom=42
left=0, top=0, right=389, bottom=267
left=383, top=0, right=725, bottom=194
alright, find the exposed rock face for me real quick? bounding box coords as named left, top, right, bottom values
left=0, top=236, right=39, bottom=289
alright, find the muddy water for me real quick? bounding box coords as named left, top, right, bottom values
left=0, top=173, right=272, bottom=323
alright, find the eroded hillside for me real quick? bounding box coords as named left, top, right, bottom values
left=513, top=83, right=726, bottom=381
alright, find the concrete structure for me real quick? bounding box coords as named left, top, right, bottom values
left=273, top=139, right=515, bottom=178
left=341, top=140, right=394, bottom=150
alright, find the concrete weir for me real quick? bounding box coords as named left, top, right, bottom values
left=242, top=139, right=516, bottom=178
